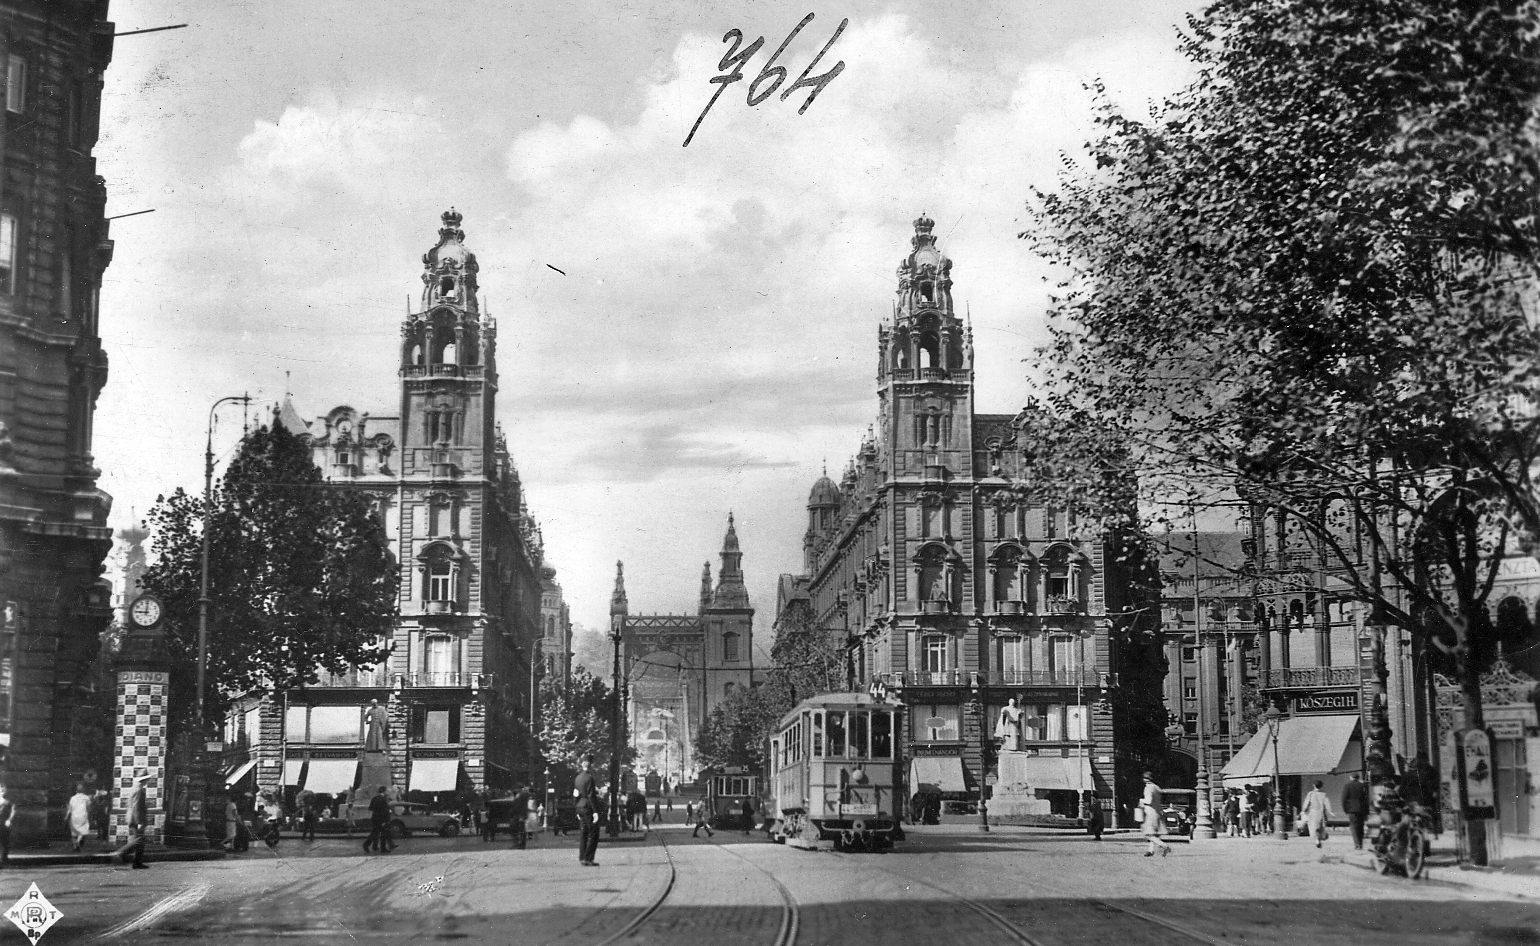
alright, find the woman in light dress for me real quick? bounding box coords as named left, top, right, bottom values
left=1140, top=771, right=1171, bottom=857
left=66, top=782, right=93, bottom=851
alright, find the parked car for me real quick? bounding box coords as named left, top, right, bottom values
left=347, top=801, right=461, bottom=838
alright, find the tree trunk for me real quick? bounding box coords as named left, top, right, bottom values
left=1453, top=625, right=1489, bottom=867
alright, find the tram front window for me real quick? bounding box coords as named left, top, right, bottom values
left=829, top=711, right=846, bottom=756
left=850, top=712, right=869, bottom=758
left=813, top=712, right=824, bottom=757
left=872, top=712, right=892, bottom=759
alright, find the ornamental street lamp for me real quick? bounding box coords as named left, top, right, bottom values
left=197, top=394, right=251, bottom=729
left=608, top=613, right=623, bottom=838
left=968, top=672, right=989, bottom=833
left=1264, top=704, right=1288, bottom=840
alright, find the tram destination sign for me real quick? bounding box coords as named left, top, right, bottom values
left=1294, top=691, right=1359, bottom=714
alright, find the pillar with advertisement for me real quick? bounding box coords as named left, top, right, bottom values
left=111, top=597, right=173, bottom=844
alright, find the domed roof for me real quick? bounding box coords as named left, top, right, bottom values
left=808, top=475, right=841, bottom=507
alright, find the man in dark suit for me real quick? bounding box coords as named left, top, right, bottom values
left=573, top=755, right=601, bottom=866
left=1341, top=773, right=1371, bottom=850
left=363, top=786, right=395, bottom=854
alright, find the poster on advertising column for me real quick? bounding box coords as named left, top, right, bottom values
left=1460, top=729, right=1497, bottom=820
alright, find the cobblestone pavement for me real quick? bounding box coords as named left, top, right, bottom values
left=2, top=824, right=1533, bottom=945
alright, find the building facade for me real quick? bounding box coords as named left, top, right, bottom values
left=222, top=211, right=550, bottom=804
left=1231, top=502, right=1540, bottom=838
left=1154, top=532, right=1256, bottom=770
left=611, top=517, right=756, bottom=788
left=540, top=565, right=572, bottom=687
left=0, top=0, right=117, bottom=844
left=788, top=215, right=1158, bottom=821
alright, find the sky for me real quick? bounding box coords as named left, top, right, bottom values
left=94, top=0, right=1202, bottom=656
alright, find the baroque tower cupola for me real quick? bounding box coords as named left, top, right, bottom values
left=877, top=212, right=975, bottom=477
left=399, top=210, right=498, bottom=477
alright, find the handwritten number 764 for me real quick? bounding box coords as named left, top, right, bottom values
left=683, top=13, right=848, bottom=148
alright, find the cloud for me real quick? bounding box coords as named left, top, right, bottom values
left=93, top=4, right=1198, bottom=641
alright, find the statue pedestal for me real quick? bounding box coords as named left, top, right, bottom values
left=359, top=750, right=393, bottom=799
left=989, top=750, right=1054, bottom=819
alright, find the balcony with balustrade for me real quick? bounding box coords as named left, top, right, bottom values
left=1263, top=666, right=1359, bottom=690
left=402, top=671, right=475, bottom=689
left=986, top=668, right=1098, bottom=687
left=316, top=666, right=392, bottom=689
left=1044, top=594, right=1083, bottom=616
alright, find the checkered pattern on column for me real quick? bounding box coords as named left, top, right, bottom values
left=110, top=678, right=167, bottom=843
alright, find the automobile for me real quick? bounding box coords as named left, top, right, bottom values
left=347, top=801, right=462, bottom=838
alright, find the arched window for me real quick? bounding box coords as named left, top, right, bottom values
left=992, top=545, right=1023, bottom=605
left=410, top=344, right=424, bottom=366
left=723, top=632, right=740, bottom=663
left=917, top=545, right=950, bottom=604
left=441, top=342, right=457, bottom=365
left=917, top=332, right=939, bottom=369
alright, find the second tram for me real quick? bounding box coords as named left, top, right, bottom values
left=705, top=768, right=760, bottom=830
left=768, top=692, right=901, bottom=851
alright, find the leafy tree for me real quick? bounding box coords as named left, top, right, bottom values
left=538, top=668, right=621, bottom=770
left=1023, top=0, right=1539, bottom=863
left=694, top=684, right=783, bottom=772
left=767, top=598, right=846, bottom=705
left=140, top=421, right=397, bottom=733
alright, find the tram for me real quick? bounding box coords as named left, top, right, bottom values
left=768, top=692, right=901, bottom=851
left=703, top=767, right=761, bottom=830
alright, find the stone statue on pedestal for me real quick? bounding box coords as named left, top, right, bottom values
left=365, top=700, right=391, bottom=752
left=995, top=697, right=1025, bottom=752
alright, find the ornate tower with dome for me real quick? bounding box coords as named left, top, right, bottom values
left=780, top=214, right=1161, bottom=826
left=219, top=211, right=552, bottom=804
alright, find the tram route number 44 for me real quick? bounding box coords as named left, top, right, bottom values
left=683, top=12, right=848, bottom=148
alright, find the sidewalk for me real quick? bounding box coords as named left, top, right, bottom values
left=1332, top=833, right=1540, bottom=900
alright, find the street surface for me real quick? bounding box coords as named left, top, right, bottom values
left=3, top=821, right=1534, bottom=946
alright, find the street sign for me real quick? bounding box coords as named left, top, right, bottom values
left=1459, top=728, right=1497, bottom=820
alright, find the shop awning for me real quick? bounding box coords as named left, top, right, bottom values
left=282, top=759, right=305, bottom=786
left=224, top=759, right=258, bottom=788
left=409, top=758, right=461, bottom=793
left=909, top=756, right=968, bottom=794
left=1222, top=714, right=1361, bottom=782
left=302, top=758, right=359, bottom=795
left=1004, top=755, right=1094, bottom=792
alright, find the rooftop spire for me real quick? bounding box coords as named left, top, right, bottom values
left=610, top=560, right=628, bottom=616
left=711, top=514, right=750, bottom=610
left=698, top=561, right=713, bottom=614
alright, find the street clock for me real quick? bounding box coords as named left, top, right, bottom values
left=128, top=594, right=163, bottom=630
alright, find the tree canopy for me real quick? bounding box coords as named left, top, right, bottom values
left=140, top=420, right=397, bottom=728
left=538, top=667, right=631, bottom=774
left=1023, top=0, right=1539, bottom=864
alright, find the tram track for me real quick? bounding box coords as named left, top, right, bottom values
left=845, top=853, right=1235, bottom=946
left=586, top=834, right=798, bottom=946
left=590, top=834, right=678, bottom=946
left=711, top=839, right=802, bottom=946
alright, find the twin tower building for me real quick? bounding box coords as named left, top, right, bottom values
left=225, top=209, right=1141, bottom=823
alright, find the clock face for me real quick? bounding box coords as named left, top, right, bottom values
left=130, top=596, right=162, bottom=628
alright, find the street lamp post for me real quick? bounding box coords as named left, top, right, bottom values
left=197, top=394, right=250, bottom=728
left=543, top=766, right=552, bottom=830
left=1265, top=704, right=1288, bottom=840
left=1191, top=516, right=1216, bottom=840
left=608, top=614, right=623, bottom=837
left=969, top=673, right=989, bottom=833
